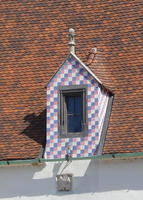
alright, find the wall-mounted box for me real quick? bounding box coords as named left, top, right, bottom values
left=56, top=173, right=73, bottom=191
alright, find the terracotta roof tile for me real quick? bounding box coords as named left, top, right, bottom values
left=0, top=0, right=142, bottom=160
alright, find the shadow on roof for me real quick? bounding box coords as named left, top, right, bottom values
left=22, top=109, right=46, bottom=157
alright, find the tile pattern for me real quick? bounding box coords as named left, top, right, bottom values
left=46, top=55, right=109, bottom=159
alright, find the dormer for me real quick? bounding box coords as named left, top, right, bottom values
left=46, top=29, right=113, bottom=160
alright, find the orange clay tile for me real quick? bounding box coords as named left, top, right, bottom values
left=0, top=0, right=142, bottom=160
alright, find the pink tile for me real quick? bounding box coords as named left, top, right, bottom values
left=77, top=146, right=80, bottom=150
left=58, top=155, right=61, bottom=159
left=73, top=150, right=77, bottom=154
left=85, top=149, right=88, bottom=153
left=58, top=143, right=61, bottom=147
left=62, top=150, right=65, bottom=155
left=54, top=147, right=57, bottom=151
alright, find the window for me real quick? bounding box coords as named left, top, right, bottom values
left=58, top=85, right=88, bottom=138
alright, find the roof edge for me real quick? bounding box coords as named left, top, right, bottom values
left=1, top=152, right=143, bottom=166
left=46, top=52, right=103, bottom=88
left=71, top=52, right=102, bottom=84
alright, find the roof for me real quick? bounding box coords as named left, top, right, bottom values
left=87, top=45, right=143, bottom=154
left=0, top=0, right=142, bottom=161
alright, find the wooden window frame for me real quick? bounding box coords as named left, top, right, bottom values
left=58, top=85, right=88, bottom=138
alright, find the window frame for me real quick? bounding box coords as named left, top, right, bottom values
left=58, top=85, right=88, bottom=138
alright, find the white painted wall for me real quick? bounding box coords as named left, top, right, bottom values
left=1, top=158, right=143, bottom=200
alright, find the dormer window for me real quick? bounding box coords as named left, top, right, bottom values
left=46, top=29, right=111, bottom=159
left=58, top=85, right=88, bottom=138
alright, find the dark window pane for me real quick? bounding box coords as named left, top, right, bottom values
left=67, top=97, right=74, bottom=114
left=75, top=96, right=82, bottom=114
left=68, top=115, right=82, bottom=132
left=68, top=115, right=74, bottom=132
left=68, top=96, right=82, bottom=132
left=75, top=115, right=82, bottom=132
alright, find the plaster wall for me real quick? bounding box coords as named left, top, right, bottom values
left=1, top=159, right=143, bottom=200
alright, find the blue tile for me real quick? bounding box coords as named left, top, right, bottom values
left=91, top=102, right=95, bottom=106
left=50, top=135, right=54, bottom=140
left=47, top=105, right=50, bottom=109
left=47, top=139, right=50, bottom=144
left=50, top=147, right=54, bottom=152
left=95, top=121, right=99, bottom=125
left=54, top=97, right=58, bottom=101
left=91, top=90, right=95, bottom=95
left=50, top=124, right=54, bottom=128
left=47, top=117, right=50, bottom=120
left=88, top=129, right=92, bottom=133
left=80, top=80, right=84, bottom=84
left=47, top=94, right=51, bottom=98
left=54, top=155, right=58, bottom=159
left=88, top=153, right=92, bottom=157
left=95, top=98, right=98, bottom=102
left=61, top=146, right=65, bottom=151
left=88, top=106, right=91, bottom=111
left=68, top=57, right=72, bottom=62
left=73, top=146, right=77, bottom=150
left=53, top=86, right=58, bottom=90
left=54, top=143, right=57, bottom=147
left=96, top=132, right=99, bottom=136
left=75, top=61, right=79, bottom=65
left=50, top=102, right=53, bottom=106
left=91, top=79, right=95, bottom=84
left=92, top=149, right=96, bottom=153
left=58, top=138, right=61, bottom=143
left=72, top=77, right=76, bottom=81
left=91, top=113, right=95, bottom=118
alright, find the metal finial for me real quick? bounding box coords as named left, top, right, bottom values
left=69, top=28, right=75, bottom=54
left=69, top=28, right=75, bottom=36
